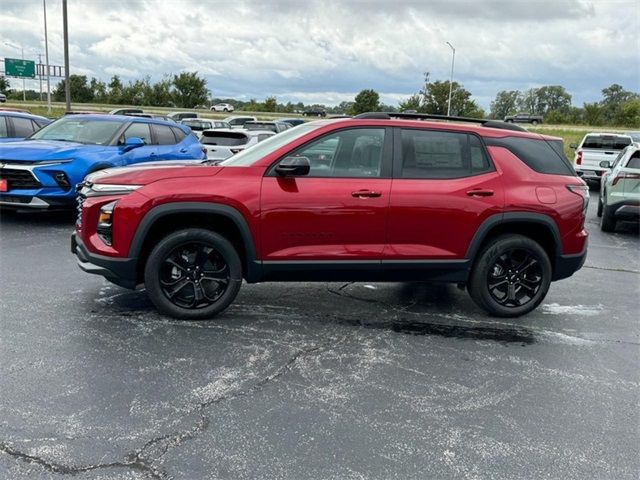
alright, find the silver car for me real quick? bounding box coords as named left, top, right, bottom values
left=181, top=119, right=231, bottom=138
left=200, top=128, right=274, bottom=161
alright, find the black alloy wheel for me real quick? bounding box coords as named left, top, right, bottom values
left=468, top=235, right=552, bottom=317
left=145, top=229, right=242, bottom=319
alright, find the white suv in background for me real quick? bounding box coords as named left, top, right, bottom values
left=210, top=103, right=234, bottom=112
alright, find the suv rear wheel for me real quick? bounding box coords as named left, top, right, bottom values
left=468, top=235, right=551, bottom=317
left=144, top=229, right=242, bottom=320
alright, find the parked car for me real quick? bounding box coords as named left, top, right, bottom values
left=243, top=120, right=292, bottom=133
left=72, top=112, right=588, bottom=320
left=223, top=116, right=258, bottom=128
left=181, top=119, right=230, bottom=137
left=571, top=133, right=633, bottom=183
left=0, top=93, right=7, bottom=103
left=597, top=143, right=640, bottom=231
left=109, top=108, right=144, bottom=116
left=0, top=111, right=51, bottom=143
left=280, top=118, right=305, bottom=127
left=124, top=113, right=176, bottom=123
left=0, top=114, right=205, bottom=209
left=503, top=113, right=543, bottom=125
left=210, top=103, right=234, bottom=112
left=168, top=112, right=199, bottom=122
left=626, top=131, right=640, bottom=142
left=200, top=129, right=274, bottom=161
left=303, top=107, right=327, bottom=117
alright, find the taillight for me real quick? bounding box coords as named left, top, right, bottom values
left=575, top=150, right=583, bottom=165
left=612, top=171, right=640, bottom=186
left=567, top=184, right=589, bottom=212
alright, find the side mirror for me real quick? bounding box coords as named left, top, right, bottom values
left=275, top=156, right=311, bottom=176
left=599, top=160, right=611, bottom=169
left=569, top=143, right=578, bottom=149
left=122, top=136, right=145, bottom=152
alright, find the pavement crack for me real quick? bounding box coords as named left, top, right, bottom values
left=584, top=265, right=640, bottom=274
left=0, top=442, right=165, bottom=479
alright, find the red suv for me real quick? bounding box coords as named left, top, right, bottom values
left=72, top=113, right=589, bottom=319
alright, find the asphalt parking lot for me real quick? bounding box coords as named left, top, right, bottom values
left=0, top=190, right=638, bottom=480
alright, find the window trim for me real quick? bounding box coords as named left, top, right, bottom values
left=265, top=126, right=394, bottom=179
left=392, top=127, right=495, bottom=180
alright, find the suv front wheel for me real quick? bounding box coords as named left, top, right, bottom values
left=144, top=229, right=242, bottom=320
left=468, top=235, right=552, bottom=317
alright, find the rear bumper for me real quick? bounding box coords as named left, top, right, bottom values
left=553, top=245, right=587, bottom=281
left=613, top=203, right=640, bottom=220
left=574, top=167, right=606, bottom=181
left=71, top=232, right=138, bottom=289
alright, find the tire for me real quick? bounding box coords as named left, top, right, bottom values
left=600, top=203, right=616, bottom=232
left=531, top=120, right=539, bottom=126
left=223, top=108, right=229, bottom=112
left=468, top=235, right=552, bottom=318
left=596, top=194, right=603, bottom=217
left=144, top=228, right=242, bottom=320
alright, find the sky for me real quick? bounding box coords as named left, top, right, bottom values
left=0, top=0, right=638, bottom=109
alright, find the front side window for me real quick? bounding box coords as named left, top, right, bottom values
left=281, top=128, right=386, bottom=177
left=123, top=123, right=152, bottom=144
left=400, top=129, right=491, bottom=179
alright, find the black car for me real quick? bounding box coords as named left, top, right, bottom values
left=302, top=107, right=326, bottom=117
left=280, top=118, right=305, bottom=126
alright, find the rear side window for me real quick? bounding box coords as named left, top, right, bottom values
left=171, top=127, right=186, bottom=142
left=12, top=117, right=37, bottom=137
left=485, top=136, right=575, bottom=176
left=400, top=129, right=492, bottom=179
left=152, top=124, right=177, bottom=145
left=582, top=135, right=632, bottom=150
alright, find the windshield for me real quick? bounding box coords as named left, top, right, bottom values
left=30, top=117, right=123, bottom=145
left=221, top=125, right=319, bottom=166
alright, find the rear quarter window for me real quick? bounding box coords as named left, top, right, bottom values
left=485, top=136, right=576, bottom=176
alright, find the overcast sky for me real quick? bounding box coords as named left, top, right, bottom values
left=1, top=0, right=638, bottom=109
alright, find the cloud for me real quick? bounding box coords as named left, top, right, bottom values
left=0, top=0, right=638, bottom=108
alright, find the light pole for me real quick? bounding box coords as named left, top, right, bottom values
left=43, top=0, right=52, bottom=113
left=4, top=41, right=26, bottom=102
left=62, top=0, right=71, bottom=112
left=446, top=41, right=455, bottom=117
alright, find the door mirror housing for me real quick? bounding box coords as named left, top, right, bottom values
left=599, top=160, right=611, bottom=169
left=569, top=143, right=578, bottom=149
left=275, top=156, right=311, bottom=176
left=121, top=136, right=145, bottom=152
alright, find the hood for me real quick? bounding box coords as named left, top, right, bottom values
left=87, top=161, right=222, bottom=186
left=0, top=139, right=104, bottom=160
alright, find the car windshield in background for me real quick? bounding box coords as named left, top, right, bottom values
left=582, top=135, right=632, bottom=150
left=201, top=132, right=248, bottom=146
left=222, top=124, right=319, bottom=166
left=183, top=120, right=212, bottom=130
left=30, top=118, right=123, bottom=145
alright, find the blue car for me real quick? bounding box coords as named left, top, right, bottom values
left=0, top=114, right=205, bottom=209
left=0, top=111, right=51, bottom=143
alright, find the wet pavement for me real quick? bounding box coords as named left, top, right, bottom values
left=1, top=191, right=638, bottom=479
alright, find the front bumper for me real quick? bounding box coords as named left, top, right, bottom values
left=71, top=232, right=138, bottom=289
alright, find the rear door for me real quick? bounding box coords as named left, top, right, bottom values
left=260, top=127, right=392, bottom=265
left=385, top=128, right=504, bottom=262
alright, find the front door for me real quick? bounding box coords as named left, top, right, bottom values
left=260, top=127, right=393, bottom=277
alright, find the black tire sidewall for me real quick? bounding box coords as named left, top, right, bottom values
left=469, top=235, right=552, bottom=317
left=600, top=202, right=616, bottom=232
left=144, top=229, right=242, bottom=320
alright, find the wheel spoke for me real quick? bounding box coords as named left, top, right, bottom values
left=167, top=278, right=191, bottom=299
left=516, top=258, right=537, bottom=274
left=165, top=257, right=188, bottom=273
left=489, top=279, right=508, bottom=290
left=506, top=283, right=517, bottom=302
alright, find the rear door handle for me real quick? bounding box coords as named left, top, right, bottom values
left=352, top=189, right=382, bottom=198
left=466, top=189, right=494, bottom=197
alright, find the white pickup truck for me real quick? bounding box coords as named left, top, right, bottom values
left=571, top=133, right=633, bottom=183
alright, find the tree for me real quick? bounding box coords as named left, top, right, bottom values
left=263, top=96, right=277, bottom=112
left=53, top=75, right=94, bottom=102
left=349, top=89, right=380, bottom=115
left=0, top=75, right=10, bottom=92
left=600, top=84, right=639, bottom=124
left=583, top=102, right=603, bottom=126
left=490, top=90, right=521, bottom=119
left=148, top=76, right=173, bottom=106
left=535, top=86, right=572, bottom=114
left=90, top=77, right=107, bottom=103
left=398, top=94, right=421, bottom=112
left=401, top=73, right=483, bottom=117
left=107, top=75, right=123, bottom=104
left=172, top=72, right=208, bottom=108
left=614, top=99, right=640, bottom=127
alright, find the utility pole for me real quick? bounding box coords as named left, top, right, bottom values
left=38, top=53, right=43, bottom=101
left=62, top=0, right=71, bottom=112
left=43, top=0, right=52, bottom=113
left=446, top=41, right=455, bottom=117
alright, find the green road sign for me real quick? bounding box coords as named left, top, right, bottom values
left=4, top=58, right=36, bottom=78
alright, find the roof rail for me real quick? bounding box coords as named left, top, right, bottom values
left=354, top=112, right=527, bottom=132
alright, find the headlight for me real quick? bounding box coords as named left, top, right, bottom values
left=91, top=184, right=141, bottom=194
left=97, top=200, right=117, bottom=246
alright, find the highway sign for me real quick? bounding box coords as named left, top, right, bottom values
left=4, top=58, right=36, bottom=78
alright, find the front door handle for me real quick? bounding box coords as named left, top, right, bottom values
left=352, top=189, right=382, bottom=198
left=180, top=148, right=188, bottom=153
left=466, top=188, right=494, bottom=197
